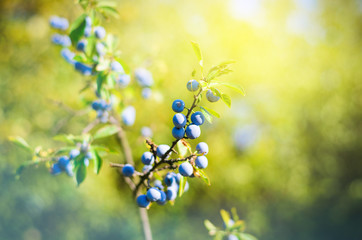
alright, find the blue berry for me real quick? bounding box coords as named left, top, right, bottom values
left=156, top=144, right=170, bottom=158
left=84, top=158, right=90, bottom=167
left=164, top=173, right=176, bottom=186
left=76, top=39, right=87, bottom=52
left=154, top=180, right=164, bottom=190
left=49, top=16, right=69, bottom=30
left=84, top=26, right=92, bottom=37
left=121, top=106, right=136, bottom=126
left=134, top=68, right=154, bottom=87
left=111, top=60, right=124, bottom=72
left=69, top=149, right=80, bottom=159
left=166, top=188, right=177, bottom=201
left=61, top=48, right=76, bottom=65
left=64, top=163, right=74, bottom=177
left=175, top=173, right=182, bottom=184
left=157, top=191, right=167, bottom=205
left=96, top=42, right=105, bottom=56
left=51, top=34, right=71, bottom=47
left=142, top=165, right=152, bottom=173
left=58, top=156, right=70, bottom=169
left=224, top=234, right=238, bottom=240
left=196, top=142, right=209, bottom=155
left=172, top=99, right=185, bottom=113
left=146, top=187, right=161, bottom=202
left=141, top=88, right=152, bottom=99
left=75, top=62, right=92, bottom=75
left=141, top=126, right=153, bottom=138
left=85, top=16, right=92, bottom=27
left=94, top=26, right=106, bottom=39
left=172, top=127, right=185, bottom=140
left=187, top=80, right=200, bottom=92
left=91, top=100, right=101, bottom=110
left=85, top=151, right=92, bottom=159
left=185, top=124, right=201, bottom=139
left=179, top=162, right=194, bottom=177
left=141, top=152, right=154, bottom=165
left=50, top=163, right=62, bottom=175
left=195, top=156, right=208, bottom=169
left=117, top=74, right=131, bottom=88
left=137, top=195, right=150, bottom=208
left=206, top=89, right=220, bottom=102
left=191, top=111, right=205, bottom=125
left=122, top=164, right=135, bottom=177
left=173, top=113, right=186, bottom=128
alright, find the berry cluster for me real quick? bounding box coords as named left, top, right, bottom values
left=91, top=99, right=112, bottom=123
left=50, top=141, right=92, bottom=177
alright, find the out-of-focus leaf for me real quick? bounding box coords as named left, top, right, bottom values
left=206, top=61, right=235, bottom=82
left=204, top=220, right=217, bottom=232
left=85, top=35, right=96, bottom=57
left=69, top=14, right=87, bottom=46
left=200, top=106, right=213, bottom=123
left=96, top=72, right=107, bottom=93
left=54, top=147, right=74, bottom=156
left=211, top=81, right=246, bottom=96
left=97, top=6, right=120, bottom=18
left=78, top=0, right=89, bottom=9
left=201, top=106, right=220, bottom=118
left=231, top=207, right=239, bottom=221
left=221, top=93, right=231, bottom=107
left=93, top=125, right=120, bottom=139
left=191, top=69, right=196, bottom=77
left=76, top=163, right=87, bottom=186
left=239, top=233, right=258, bottom=240
left=96, top=1, right=117, bottom=8
left=220, top=209, right=231, bottom=226
left=191, top=41, right=203, bottom=67
left=177, top=140, right=188, bottom=157
left=92, top=149, right=102, bottom=174
left=53, top=134, right=75, bottom=144
left=178, top=175, right=187, bottom=197
left=8, top=136, right=32, bottom=153
left=230, top=220, right=245, bottom=231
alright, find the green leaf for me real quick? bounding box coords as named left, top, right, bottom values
left=93, top=125, right=120, bottom=139
left=97, top=6, right=120, bottom=18
left=230, top=220, right=245, bottom=231
left=96, top=72, right=107, bottom=93
left=231, top=207, right=239, bottom=221
left=204, top=220, right=217, bottom=231
left=198, top=169, right=211, bottom=185
left=206, top=61, right=235, bottom=82
left=239, top=233, right=258, bottom=240
left=8, top=136, right=32, bottom=153
left=200, top=107, right=213, bottom=124
left=85, top=35, right=96, bottom=58
left=96, top=1, right=117, bottom=8
left=177, top=140, right=188, bottom=158
left=53, top=134, right=75, bottom=144
left=210, top=82, right=245, bottom=96
left=76, top=163, right=87, bottom=186
left=191, top=41, right=203, bottom=67
left=220, top=210, right=231, bottom=227
left=221, top=93, right=231, bottom=107
left=92, top=149, right=102, bottom=174
left=78, top=0, right=89, bottom=9
left=54, top=146, right=75, bottom=156
left=178, top=175, right=187, bottom=197
left=69, top=14, right=87, bottom=46
left=200, top=106, right=220, bottom=118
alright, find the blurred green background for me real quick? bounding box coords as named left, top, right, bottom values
left=1, top=0, right=361, bottom=239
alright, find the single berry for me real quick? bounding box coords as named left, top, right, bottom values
left=157, top=191, right=167, bottom=205
left=51, top=34, right=71, bottom=47
left=75, top=62, right=92, bottom=76
left=111, top=60, right=124, bottom=72
left=141, top=152, right=155, bottom=165
left=69, top=149, right=80, bottom=159
left=141, top=88, right=152, bottom=99
left=122, top=106, right=136, bottom=126
left=195, top=156, right=208, bottom=169
left=206, top=89, right=220, bottom=102
left=94, top=26, right=106, bottom=39
left=122, top=164, right=135, bottom=177
left=164, top=173, right=175, bottom=186
left=146, top=187, right=161, bottom=202
left=84, top=158, right=90, bottom=167
left=172, top=127, right=185, bottom=139
left=134, top=68, right=154, bottom=87
left=156, top=144, right=170, bottom=158
left=141, top=126, right=153, bottom=138
left=223, top=234, right=238, bottom=240
left=154, top=180, right=164, bottom=190
left=179, top=162, right=194, bottom=177
left=117, top=74, right=131, bottom=88
left=186, top=80, right=200, bottom=92
left=173, top=113, right=186, bottom=128
left=185, top=124, right=201, bottom=139
left=166, top=188, right=177, bottom=201
left=58, top=156, right=70, bottom=169
left=61, top=48, right=76, bottom=65
left=76, top=39, right=87, bottom=52
left=50, top=163, right=62, bottom=175
left=191, top=111, right=205, bottom=125
left=84, top=26, right=92, bottom=37
left=96, top=42, right=105, bottom=56
left=137, top=195, right=150, bottom=208
left=196, top=142, right=209, bottom=155
left=172, top=99, right=185, bottom=113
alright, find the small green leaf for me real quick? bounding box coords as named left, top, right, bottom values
left=96, top=1, right=117, bottom=8
left=54, top=147, right=75, bottom=156
left=211, top=82, right=245, bottom=96
left=221, top=93, right=231, bottom=107
left=8, top=136, right=32, bottom=152
left=78, top=0, right=89, bottom=9
left=204, top=220, right=217, bottom=231
left=191, top=41, right=203, bottom=67
left=97, top=6, right=120, bottom=18
left=73, top=54, right=87, bottom=63
left=69, top=14, right=87, bottom=46
left=230, top=220, right=245, bottom=231
left=231, top=207, right=239, bottom=221
left=53, top=134, right=75, bottom=144
left=220, top=210, right=231, bottom=227
left=200, top=107, right=213, bottom=124
left=96, top=72, right=107, bottom=93
left=177, top=140, right=188, bottom=158
left=92, top=149, right=102, bottom=174
left=206, top=61, right=235, bottom=82
left=178, top=175, right=187, bottom=197
left=198, top=169, right=211, bottom=185
left=191, top=69, right=196, bottom=77
left=76, top=163, right=87, bottom=186
left=93, top=125, right=120, bottom=139
left=85, top=35, right=96, bottom=58
left=200, top=106, right=220, bottom=118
